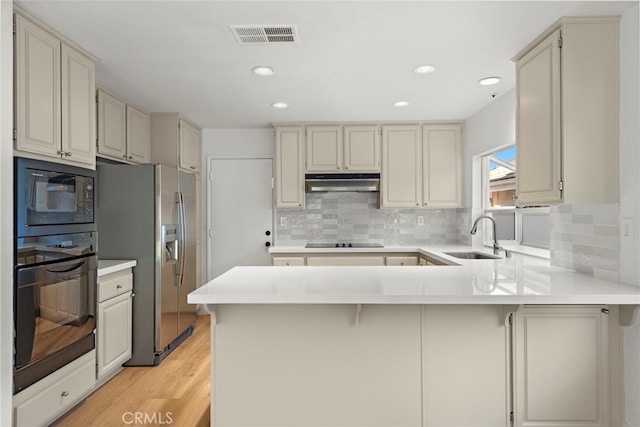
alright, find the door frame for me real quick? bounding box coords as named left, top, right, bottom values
left=206, top=155, right=275, bottom=281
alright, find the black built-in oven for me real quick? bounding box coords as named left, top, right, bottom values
left=14, top=158, right=98, bottom=394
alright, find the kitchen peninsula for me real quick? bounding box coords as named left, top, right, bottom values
left=188, top=247, right=640, bottom=427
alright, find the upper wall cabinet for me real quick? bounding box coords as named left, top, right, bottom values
left=97, top=88, right=150, bottom=164
left=514, top=17, right=619, bottom=205
left=306, top=125, right=380, bottom=173
left=422, top=124, right=462, bottom=208
left=381, top=124, right=422, bottom=208
left=275, top=126, right=305, bottom=209
left=14, top=12, right=96, bottom=169
left=343, top=125, right=380, bottom=172
left=178, top=118, right=202, bottom=173
left=150, top=113, right=201, bottom=174
left=381, top=123, right=462, bottom=208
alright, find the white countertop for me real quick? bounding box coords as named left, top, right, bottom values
left=188, top=246, right=640, bottom=305
left=97, top=259, right=137, bottom=277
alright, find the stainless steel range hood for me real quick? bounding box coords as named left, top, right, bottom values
left=305, top=173, right=380, bottom=193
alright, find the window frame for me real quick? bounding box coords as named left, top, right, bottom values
left=480, top=145, right=550, bottom=250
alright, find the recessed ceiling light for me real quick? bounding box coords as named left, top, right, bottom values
left=252, top=66, right=275, bottom=76
left=271, top=102, right=288, bottom=109
left=393, top=101, right=410, bottom=107
left=414, top=65, right=436, bottom=74
left=478, top=76, right=501, bottom=86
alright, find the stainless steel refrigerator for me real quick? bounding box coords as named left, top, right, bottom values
left=97, top=163, right=197, bottom=365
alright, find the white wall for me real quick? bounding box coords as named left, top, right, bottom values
left=0, top=1, right=13, bottom=425
left=199, top=128, right=275, bottom=282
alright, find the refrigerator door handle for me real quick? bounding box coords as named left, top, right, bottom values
left=178, top=192, right=187, bottom=287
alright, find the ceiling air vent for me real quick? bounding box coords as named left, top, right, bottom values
left=231, top=25, right=298, bottom=44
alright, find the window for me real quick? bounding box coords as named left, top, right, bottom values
left=481, top=146, right=550, bottom=250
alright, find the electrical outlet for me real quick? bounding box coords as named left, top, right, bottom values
left=622, top=218, right=633, bottom=240
left=280, top=217, right=287, bottom=227
left=417, top=216, right=424, bottom=226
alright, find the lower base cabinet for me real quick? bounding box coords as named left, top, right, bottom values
left=512, top=305, right=611, bottom=427
left=97, top=268, right=133, bottom=383
left=13, top=350, right=96, bottom=427
left=210, top=304, right=621, bottom=427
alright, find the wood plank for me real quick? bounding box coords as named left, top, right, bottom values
left=52, top=315, right=210, bottom=427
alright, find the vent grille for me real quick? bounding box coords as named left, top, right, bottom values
left=231, top=25, right=298, bottom=44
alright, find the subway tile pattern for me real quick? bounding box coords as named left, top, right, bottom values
left=276, top=197, right=621, bottom=281
left=275, top=193, right=462, bottom=246
left=549, top=204, right=620, bottom=281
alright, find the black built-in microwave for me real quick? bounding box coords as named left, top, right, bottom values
left=15, top=157, right=96, bottom=237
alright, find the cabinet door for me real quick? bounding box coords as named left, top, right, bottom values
left=381, top=125, right=421, bottom=208
left=97, top=90, right=127, bottom=160
left=191, top=128, right=202, bottom=173
left=14, top=14, right=61, bottom=158
left=422, top=124, right=462, bottom=207
left=343, top=125, right=380, bottom=172
left=97, top=292, right=132, bottom=379
left=512, top=306, right=609, bottom=427
left=305, top=125, right=342, bottom=172
left=515, top=29, right=562, bottom=205
left=305, top=256, right=384, bottom=266
left=179, top=119, right=200, bottom=172
left=272, top=257, right=305, bottom=266
left=61, top=44, right=96, bottom=166
left=275, top=127, right=305, bottom=209
left=126, top=104, right=151, bottom=163
left=385, top=256, right=418, bottom=266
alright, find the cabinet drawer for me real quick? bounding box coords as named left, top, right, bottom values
left=272, top=257, right=305, bottom=266
left=306, top=256, right=384, bottom=266
left=386, top=256, right=419, bottom=266
left=99, top=269, right=133, bottom=302
left=14, top=350, right=95, bottom=427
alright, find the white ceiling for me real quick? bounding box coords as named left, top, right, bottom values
left=15, top=0, right=637, bottom=129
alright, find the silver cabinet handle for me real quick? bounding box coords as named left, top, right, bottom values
left=61, top=391, right=69, bottom=397
left=116, top=284, right=123, bottom=289
left=65, top=152, right=72, bottom=157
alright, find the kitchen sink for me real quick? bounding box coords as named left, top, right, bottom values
left=444, top=251, right=501, bottom=260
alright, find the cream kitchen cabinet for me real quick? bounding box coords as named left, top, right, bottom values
left=381, top=124, right=422, bottom=208
left=422, top=124, right=462, bottom=208
left=14, top=11, right=96, bottom=169
left=275, top=126, right=305, bottom=209
left=305, top=256, right=385, bottom=266
left=179, top=118, right=201, bottom=173
left=511, top=305, right=611, bottom=427
left=272, top=257, right=305, bottom=266
left=12, top=350, right=96, bottom=427
left=97, top=268, right=133, bottom=384
left=97, top=88, right=150, bottom=164
left=305, top=125, right=342, bottom=172
left=513, top=17, right=619, bottom=205
left=381, top=123, right=462, bottom=208
left=150, top=113, right=202, bottom=174
left=306, top=125, right=380, bottom=173
left=385, top=256, right=418, bottom=266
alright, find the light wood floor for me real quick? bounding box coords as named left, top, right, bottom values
left=52, top=315, right=210, bottom=427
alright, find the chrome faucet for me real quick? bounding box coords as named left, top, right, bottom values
left=470, top=215, right=511, bottom=258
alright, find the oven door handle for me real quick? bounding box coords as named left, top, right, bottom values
left=45, top=260, right=86, bottom=274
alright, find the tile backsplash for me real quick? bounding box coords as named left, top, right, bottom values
left=276, top=195, right=621, bottom=280
left=275, top=193, right=464, bottom=246
left=549, top=203, right=620, bottom=281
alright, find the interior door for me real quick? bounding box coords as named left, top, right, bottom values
left=208, top=158, right=273, bottom=279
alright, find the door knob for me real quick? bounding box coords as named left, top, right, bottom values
left=265, top=241, right=271, bottom=247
